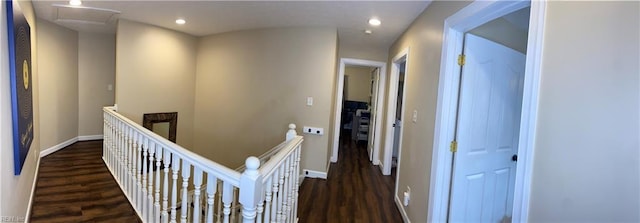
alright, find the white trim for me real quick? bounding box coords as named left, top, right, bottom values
left=330, top=58, right=387, bottom=164
left=382, top=48, right=409, bottom=176
left=302, top=169, right=327, bottom=179
left=427, top=1, right=545, bottom=222
left=512, top=1, right=546, bottom=220
left=78, top=134, right=103, bottom=141
left=40, top=137, right=78, bottom=158
left=25, top=155, right=41, bottom=223
left=395, top=195, right=411, bottom=223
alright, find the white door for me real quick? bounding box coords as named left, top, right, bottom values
left=368, top=68, right=380, bottom=161
left=449, top=33, right=525, bottom=222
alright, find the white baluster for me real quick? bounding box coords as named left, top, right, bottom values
left=180, top=160, right=191, bottom=223
left=217, top=181, right=223, bottom=223
left=276, top=165, right=285, bottom=222
left=155, top=145, right=162, bottom=222
left=162, top=149, right=170, bottom=223
left=130, top=131, right=137, bottom=207
left=292, top=145, right=301, bottom=222
left=141, top=138, right=149, bottom=221
left=126, top=127, right=133, bottom=196
left=263, top=177, right=272, bottom=223
left=257, top=191, right=264, bottom=223
left=136, top=133, right=144, bottom=209
left=222, top=182, right=233, bottom=223
left=281, top=156, right=291, bottom=222
left=206, top=175, right=217, bottom=223
left=148, top=141, right=157, bottom=222
left=170, top=155, right=180, bottom=223
left=270, top=171, right=279, bottom=223
left=193, top=167, right=203, bottom=223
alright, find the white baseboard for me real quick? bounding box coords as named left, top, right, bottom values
left=40, top=137, right=78, bottom=158
left=379, top=162, right=385, bottom=174
left=298, top=174, right=305, bottom=185
left=78, top=135, right=103, bottom=141
left=373, top=159, right=381, bottom=165
left=302, top=169, right=327, bottom=179
left=25, top=155, right=41, bottom=223
left=395, top=195, right=411, bottom=223
left=330, top=156, right=337, bottom=163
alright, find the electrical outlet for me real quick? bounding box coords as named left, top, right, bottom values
left=302, top=126, right=324, bottom=135
left=403, top=186, right=411, bottom=206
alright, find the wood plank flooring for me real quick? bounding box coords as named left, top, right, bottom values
left=30, top=140, right=141, bottom=223
left=297, top=134, right=403, bottom=223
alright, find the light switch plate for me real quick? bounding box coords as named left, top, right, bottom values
left=306, top=97, right=313, bottom=106
left=412, top=110, right=418, bottom=123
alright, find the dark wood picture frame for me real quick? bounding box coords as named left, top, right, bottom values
left=142, top=112, right=178, bottom=143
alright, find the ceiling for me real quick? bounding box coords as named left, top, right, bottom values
left=33, top=1, right=432, bottom=51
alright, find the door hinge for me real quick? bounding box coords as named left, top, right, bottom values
left=450, top=140, right=457, bottom=153
left=457, top=54, right=465, bottom=66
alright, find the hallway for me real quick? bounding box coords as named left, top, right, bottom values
left=297, top=135, right=402, bottom=223
left=30, top=140, right=140, bottom=223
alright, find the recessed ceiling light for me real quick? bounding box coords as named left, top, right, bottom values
left=368, top=18, right=381, bottom=26
left=364, top=30, right=373, bottom=34
left=69, top=0, right=82, bottom=6
left=175, top=19, right=186, bottom=25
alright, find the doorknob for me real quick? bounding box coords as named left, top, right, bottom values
left=511, top=154, right=518, bottom=162
left=392, top=123, right=396, bottom=127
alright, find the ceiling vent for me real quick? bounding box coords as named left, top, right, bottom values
left=52, top=4, right=120, bottom=25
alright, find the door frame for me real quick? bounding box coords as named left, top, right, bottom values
left=382, top=48, right=409, bottom=176
left=330, top=58, right=386, bottom=165
left=427, top=0, right=546, bottom=222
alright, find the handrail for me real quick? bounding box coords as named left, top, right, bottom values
left=103, top=105, right=303, bottom=222
left=103, top=106, right=242, bottom=186
left=258, top=136, right=303, bottom=183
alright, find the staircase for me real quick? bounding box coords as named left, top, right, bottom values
left=102, top=106, right=303, bottom=223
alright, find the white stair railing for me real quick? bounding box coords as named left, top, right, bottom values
left=103, top=106, right=303, bottom=223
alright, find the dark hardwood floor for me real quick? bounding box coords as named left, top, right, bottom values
left=298, top=133, right=403, bottom=223
left=30, top=140, right=141, bottom=223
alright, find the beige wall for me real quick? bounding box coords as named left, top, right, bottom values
left=469, top=16, right=528, bottom=53
left=339, top=44, right=388, bottom=62
left=78, top=32, right=115, bottom=136
left=194, top=27, right=338, bottom=170
left=384, top=1, right=471, bottom=222
left=344, top=66, right=372, bottom=103
left=0, top=0, right=40, bottom=219
left=37, top=20, right=79, bottom=151
left=116, top=19, right=197, bottom=148
left=529, top=2, right=639, bottom=221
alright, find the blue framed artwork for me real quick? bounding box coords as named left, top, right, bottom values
left=6, top=0, right=33, bottom=175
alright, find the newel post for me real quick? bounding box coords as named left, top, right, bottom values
left=240, top=156, right=262, bottom=223
left=286, top=123, right=297, bottom=141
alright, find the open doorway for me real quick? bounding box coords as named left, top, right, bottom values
left=428, top=1, right=545, bottom=222
left=330, top=58, right=386, bottom=167
left=381, top=48, right=409, bottom=180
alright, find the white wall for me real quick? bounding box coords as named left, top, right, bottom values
left=116, top=19, right=197, bottom=148
left=37, top=19, right=79, bottom=150
left=194, top=27, right=338, bottom=170
left=344, top=66, right=372, bottom=103
left=78, top=32, right=115, bottom=137
left=0, top=0, right=40, bottom=220
left=529, top=2, right=639, bottom=221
